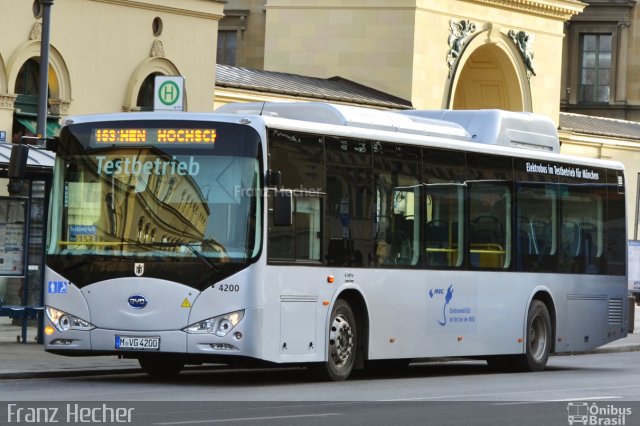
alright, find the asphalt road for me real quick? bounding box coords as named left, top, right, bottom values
left=1, top=351, right=639, bottom=425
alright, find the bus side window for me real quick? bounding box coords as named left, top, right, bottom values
left=468, top=182, right=511, bottom=269
left=267, top=129, right=324, bottom=263
left=559, top=187, right=604, bottom=274
left=373, top=142, right=421, bottom=268
left=325, top=137, right=373, bottom=267
left=423, top=185, right=464, bottom=268
left=514, top=184, right=556, bottom=272
left=267, top=194, right=322, bottom=262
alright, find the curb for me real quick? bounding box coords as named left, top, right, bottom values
left=0, top=368, right=142, bottom=380
left=585, top=344, right=640, bottom=354
left=0, top=364, right=229, bottom=380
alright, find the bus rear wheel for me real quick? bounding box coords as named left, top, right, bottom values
left=486, top=300, right=551, bottom=372
left=310, top=299, right=357, bottom=381
left=139, top=356, right=185, bottom=378
left=520, top=300, right=552, bottom=371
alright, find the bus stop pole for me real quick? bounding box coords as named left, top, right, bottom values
left=30, top=0, right=54, bottom=343
left=36, top=0, right=54, bottom=139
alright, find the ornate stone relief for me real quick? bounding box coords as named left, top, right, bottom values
left=49, top=98, right=72, bottom=116
left=151, top=40, right=165, bottom=58
left=447, top=19, right=476, bottom=72
left=508, top=30, right=536, bottom=79
left=0, top=93, right=18, bottom=110
left=30, top=21, right=42, bottom=40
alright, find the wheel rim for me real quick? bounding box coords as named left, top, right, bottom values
left=529, top=313, right=548, bottom=361
left=329, top=313, right=354, bottom=367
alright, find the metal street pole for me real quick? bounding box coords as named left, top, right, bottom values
left=36, top=0, right=54, bottom=140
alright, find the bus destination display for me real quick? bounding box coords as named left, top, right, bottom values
left=93, top=128, right=217, bottom=144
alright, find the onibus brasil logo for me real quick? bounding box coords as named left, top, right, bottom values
left=567, top=402, right=632, bottom=425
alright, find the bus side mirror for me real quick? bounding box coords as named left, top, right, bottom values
left=7, top=144, right=29, bottom=195
left=273, top=189, right=293, bottom=226
left=267, top=169, right=282, bottom=188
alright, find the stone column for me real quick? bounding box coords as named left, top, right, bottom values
left=615, top=21, right=630, bottom=104
left=0, top=93, right=18, bottom=143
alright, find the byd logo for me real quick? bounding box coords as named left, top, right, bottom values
left=128, top=295, right=148, bottom=309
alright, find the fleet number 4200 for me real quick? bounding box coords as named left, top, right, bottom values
left=217, top=284, right=239, bottom=292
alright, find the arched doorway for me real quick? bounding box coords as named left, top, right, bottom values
left=451, top=42, right=526, bottom=112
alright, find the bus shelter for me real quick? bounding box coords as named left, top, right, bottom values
left=0, top=144, right=54, bottom=343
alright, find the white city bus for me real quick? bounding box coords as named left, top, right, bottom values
left=43, top=102, right=628, bottom=380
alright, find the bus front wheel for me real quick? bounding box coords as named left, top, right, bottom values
left=310, top=299, right=357, bottom=381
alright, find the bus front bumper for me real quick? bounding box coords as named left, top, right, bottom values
left=44, top=308, right=261, bottom=358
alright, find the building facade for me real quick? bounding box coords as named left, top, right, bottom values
left=561, top=0, right=638, bottom=121
left=560, top=0, right=640, bottom=238
left=221, top=0, right=585, bottom=122
left=0, top=0, right=224, bottom=144
left=0, top=0, right=223, bottom=329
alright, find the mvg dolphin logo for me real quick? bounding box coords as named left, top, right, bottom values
left=428, top=284, right=454, bottom=326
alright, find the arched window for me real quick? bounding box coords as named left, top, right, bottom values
left=15, top=58, right=40, bottom=97
left=136, top=72, right=162, bottom=111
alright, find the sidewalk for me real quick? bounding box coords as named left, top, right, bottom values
left=1, top=305, right=639, bottom=380
left=0, top=317, right=141, bottom=379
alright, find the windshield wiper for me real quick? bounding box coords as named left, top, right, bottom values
left=137, top=242, right=220, bottom=272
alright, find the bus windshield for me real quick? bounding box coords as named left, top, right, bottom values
left=46, top=119, right=262, bottom=289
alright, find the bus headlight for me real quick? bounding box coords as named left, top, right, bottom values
left=45, top=306, right=95, bottom=332
left=183, top=310, right=244, bottom=337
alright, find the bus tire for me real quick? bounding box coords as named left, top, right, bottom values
left=517, top=300, right=552, bottom=372
left=310, top=299, right=357, bottom=381
left=139, top=356, right=185, bottom=378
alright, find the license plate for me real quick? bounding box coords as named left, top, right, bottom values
left=115, top=335, right=160, bottom=350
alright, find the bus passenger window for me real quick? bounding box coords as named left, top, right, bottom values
left=468, top=183, right=511, bottom=269
left=267, top=194, right=321, bottom=262
left=559, top=188, right=603, bottom=274
left=515, top=185, right=557, bottom=272
left=373, top=143, right=421, bottom=267
left=423, top=185, right=464, bottom=268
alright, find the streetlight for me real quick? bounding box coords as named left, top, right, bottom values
left=36, top=0, right=54, bottom=140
